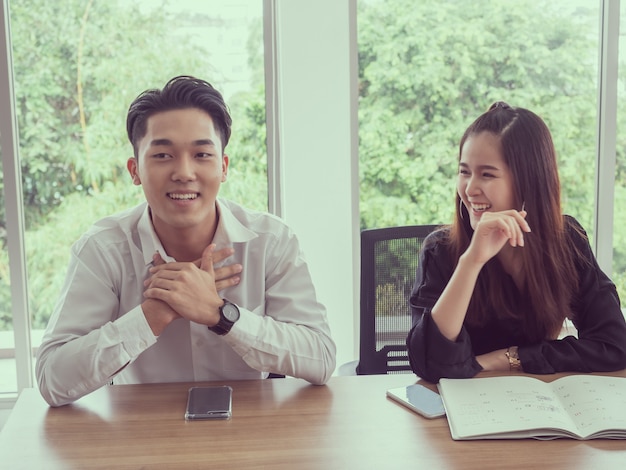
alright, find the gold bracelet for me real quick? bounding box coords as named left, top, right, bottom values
left=505, top=346, right=522, bottom=372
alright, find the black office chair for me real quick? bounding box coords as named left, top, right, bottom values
left=356, top=225, right=439, bottom=375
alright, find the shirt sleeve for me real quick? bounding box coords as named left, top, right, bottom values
left=222, top=227, right=336, bottom=385
left=519, top=218, right=626, bottom=373
left=406, top=231, right=483, bottom=382
left=407, top=220, right=626, bottom=382
left=35, top=238, right=156, bottom=407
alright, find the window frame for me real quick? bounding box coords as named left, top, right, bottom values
left=1, top=0, right=33, bottom=400
left=0, top=0, right=622, bottom=405
left=594, top=0, right=619, bottom=274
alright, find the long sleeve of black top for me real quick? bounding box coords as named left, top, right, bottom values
left=406, top=217, right=626, bottom=383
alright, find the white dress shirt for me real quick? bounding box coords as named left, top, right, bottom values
left=36, top=198, right=336, bottom=406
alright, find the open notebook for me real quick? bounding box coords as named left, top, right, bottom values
left=437, top=375, right=626, bottom=440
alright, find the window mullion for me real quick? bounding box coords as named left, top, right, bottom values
left=594, top=0, right=619, bottom=274
left=0, top=1, right=33, bottom=392
left=263, top=0, right=284, bottom=218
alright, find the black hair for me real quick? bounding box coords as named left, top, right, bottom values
left=451, top=102, right=580, bottom=341
left=126, top=75, right=232, bottom=157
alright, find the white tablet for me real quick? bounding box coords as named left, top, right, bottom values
left=386, top=383, right=446, bottom=419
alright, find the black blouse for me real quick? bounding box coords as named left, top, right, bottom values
left=406, top=216, right=626, bottom=383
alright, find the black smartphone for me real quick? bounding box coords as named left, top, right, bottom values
left=386, top=383, right=446, bottom=419
left=185, top=386, right=233, bottom=420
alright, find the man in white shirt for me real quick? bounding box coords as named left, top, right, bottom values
left=36, top=76, right=336, bottom=406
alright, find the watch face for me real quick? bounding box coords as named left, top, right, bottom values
left=222, top=303, right=240, bottom=322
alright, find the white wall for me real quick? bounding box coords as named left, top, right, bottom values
left=273, top=0, right=359, bottom=369
left=0, top=409, right=9, bottom=431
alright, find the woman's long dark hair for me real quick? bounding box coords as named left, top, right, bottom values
left=450, top=102, right=581, bottom=342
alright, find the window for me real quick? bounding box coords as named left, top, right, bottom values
left=1, top=0, right=265, bottom=396
left=0, top=154, right=18, bottom=397
left=358, top=0, right=600, bottom=232
left=357, top=0, right=626, bottom=304
left=1, top=0, right=623, bottom=400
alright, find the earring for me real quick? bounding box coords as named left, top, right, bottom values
left=459, top=200, right=464, bottom=220
left=521, top=201, right=526, bottom=212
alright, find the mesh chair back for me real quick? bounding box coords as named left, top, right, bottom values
left=356, top=225, right=439, bottom=375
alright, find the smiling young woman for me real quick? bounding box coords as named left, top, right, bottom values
left=406, top=102, right=626, bottom=383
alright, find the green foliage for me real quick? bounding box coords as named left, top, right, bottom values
left=221, top=17, right=268, bottom=211
left=2, top=0, right=626, bottom=332
left=7, top=0, right=218, bottom=229
left=373, top=237, right=421, bottom=318
left=1, top=0, right=266, bottom=330
left=0, top=244, right=10, bottom=329
left=220, top=85, right=268, bottom=211
left=357, top=0, right=626, bottom=302
left=375, top=283, right=406, bottom=318
left=358, top=0, right=598, bottom=233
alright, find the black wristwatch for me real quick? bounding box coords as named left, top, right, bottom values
left=208, top=299, right=240, bottom=336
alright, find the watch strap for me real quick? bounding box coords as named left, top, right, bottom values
left=208, top=299, right=239, bottom=336
left=505, top=346, right=522, bottom=372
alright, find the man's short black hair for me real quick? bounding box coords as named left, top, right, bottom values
left=126, top=75, right=232, bottom=157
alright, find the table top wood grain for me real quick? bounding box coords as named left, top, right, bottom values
left=2, top=372, right=626, bottom=469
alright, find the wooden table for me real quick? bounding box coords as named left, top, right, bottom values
left=1, top=373, right=626, bottom=469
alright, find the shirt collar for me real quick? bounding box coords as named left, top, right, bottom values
left=212, top=198, right=258, bottom=246
left=138, top=204, right=167, bottom=266
left=137, top=199, right=257, bottom=266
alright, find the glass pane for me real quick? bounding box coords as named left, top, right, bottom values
left=357, top=0, right=600, bottom=233
left=8, top=0, right=266, bottom=350
left=0, top=140, right=19, bottom=395
left=615, top=2, right=626, bottom=302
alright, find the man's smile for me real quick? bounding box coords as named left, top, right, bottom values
left=168, top=192, right=199, bottom=200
